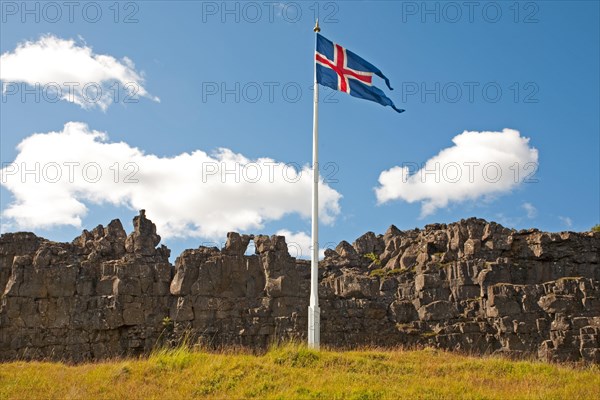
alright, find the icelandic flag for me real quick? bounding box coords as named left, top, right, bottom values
left=316, top=34, right=404, bottom=113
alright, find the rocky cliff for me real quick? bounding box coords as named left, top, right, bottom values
left=1, top=211, right=598, bottom=362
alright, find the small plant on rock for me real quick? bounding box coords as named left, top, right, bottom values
left=364, top=252, right=381, bottom=266
left=162, top=316, right=174, bottom=332
left=387, top=268, right=404, bottom=276
left=369, top=268, right=386, bottom=277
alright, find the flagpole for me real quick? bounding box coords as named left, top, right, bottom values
left=308, top=19, right=321, bottom=350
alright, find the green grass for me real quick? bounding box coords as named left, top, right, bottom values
left=0, top=344, right=598, bottom=399
left=369, top=268, right=407, bottom=278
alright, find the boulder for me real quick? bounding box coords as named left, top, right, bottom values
left=0, top=215, right=598, bottom=363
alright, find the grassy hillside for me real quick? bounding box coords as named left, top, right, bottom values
left=1, top=344, right=598, bottom=399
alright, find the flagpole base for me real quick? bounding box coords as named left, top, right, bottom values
left=308, top=305, right=320, bottom=349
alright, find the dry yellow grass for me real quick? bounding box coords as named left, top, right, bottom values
left=0, top=344, right=598, bottom=399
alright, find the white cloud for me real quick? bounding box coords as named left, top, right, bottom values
left=375, top=129, right=539, bottom=217
left=559, top=216, right=573, bottom=228
left=494, top=213, right=520, bottom=228
left=0, top=222, right=12, bottom=234
left=0, top=35, right=158, bottom=110
left=0, top=122, right=342, bottom=239
left=522, top=202, right=537, bottom=219
left=276, top=229, right=325, bottom=260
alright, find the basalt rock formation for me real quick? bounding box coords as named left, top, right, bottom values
left=0, top=211, right=598, bottom=363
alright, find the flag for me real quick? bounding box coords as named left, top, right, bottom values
left=315, top=34, right=404, bottom=113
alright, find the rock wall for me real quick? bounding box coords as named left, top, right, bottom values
left=1, top=211, right=598, bottom=362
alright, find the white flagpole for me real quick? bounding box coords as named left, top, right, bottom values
left=308, top=19, right=321, bottom=350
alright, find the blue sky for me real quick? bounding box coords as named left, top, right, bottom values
left=1, top=1, right=598, bottom=259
